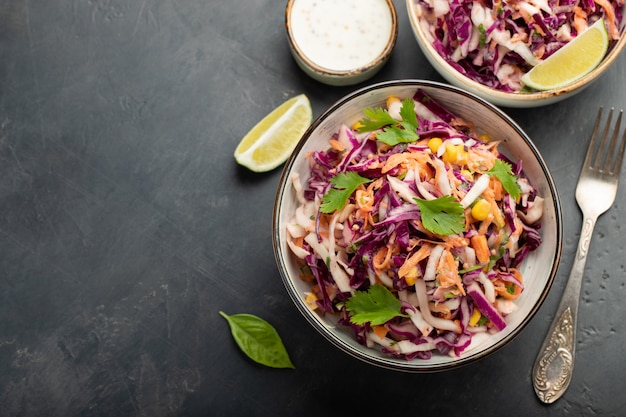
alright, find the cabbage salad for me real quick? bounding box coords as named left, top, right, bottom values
left=285, top=90, right=545, bottom=360
left=413, top=0, right=624, bottom=91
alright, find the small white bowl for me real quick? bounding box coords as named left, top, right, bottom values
left=273, top=80, right=562, bottom=372
left=406, top=0, right=626, bottom=108
left=285, top=0, right=398, bottom=86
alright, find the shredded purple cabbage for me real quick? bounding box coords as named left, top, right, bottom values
left=413, top=0, right=624, bottom=91
left=286, top=89, right=545, bottom=360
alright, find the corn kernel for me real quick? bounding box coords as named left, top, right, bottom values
left=386, top=96, right=400, bottom=108
left=352, top=121, right=364, bottom=131
left=304, top=292, right=319, bottom=310
left=442, top=144, right=469, bottom=165
left=428, top=137, right=443, bottom=153
left=478, top=134, right=490, bottom=142
left=404, top=267, right=419, bottom=286
left=471, top=198, right=491, bottom=221
left=469, top=307, right=482, bottom=326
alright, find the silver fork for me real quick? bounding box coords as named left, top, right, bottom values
left=532, top=107, right=626, bottom=404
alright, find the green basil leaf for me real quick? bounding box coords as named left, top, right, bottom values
left=219, top=311, right=295, bottom=369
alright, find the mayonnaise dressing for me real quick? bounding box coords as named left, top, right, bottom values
left=289, top=0, right=394, bottom=72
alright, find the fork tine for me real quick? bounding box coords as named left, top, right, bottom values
left=592, top=107, right=613, bottom=170
left=610, top=110, right=626, bottom=175
left=584, top=107, right=604, bottom=169
left=600, top=108, right=620, bottom=173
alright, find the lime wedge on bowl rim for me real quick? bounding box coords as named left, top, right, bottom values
left=521, top=18, right=609, bottom=91
left=234, top=94, right=312, bottom=172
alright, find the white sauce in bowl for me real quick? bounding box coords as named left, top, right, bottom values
left=289, top=0, right=395, bottom=72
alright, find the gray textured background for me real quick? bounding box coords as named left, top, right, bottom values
left=1, top=0, right=625, bottom=415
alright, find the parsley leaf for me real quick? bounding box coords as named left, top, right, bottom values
left=356, top=98, right=419, bottom=146
left=414, top=196, right=465, bottom=236
left=320, top=172, right=372, bottom=214
left=345, top=285, right=407, bottom=326
left=489, top=159, right=521, bottom=199
left=399, top=97, right=419, bottom=130
left=376, top=125, right=419, bottom=146
left=357, top=107, right=397, bottom=132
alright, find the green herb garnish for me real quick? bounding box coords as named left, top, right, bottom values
left=459, top=264, right=484, bottom=274
left=219, top=311, right=295, bottom=369
left=414, top=195, right=466, bottom=236
left=506, top=283, right=516, bottom=294
left=356, top=107, right=397, bottom=132
left=478, top=23, right=487, bottom=47
left=486, top=244, right=506, bottom=271
left=320, top=172, right=372, bottom=213
left=345, top=285, right=408, bottom=326
left=488, top=159, right=522, bottom=199
left=356, top=98, right=419, bottom=146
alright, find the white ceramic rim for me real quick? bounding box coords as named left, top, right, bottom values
left=406, top=0, right=626, bottom=108
left=273, top=80, right=563, bottom=372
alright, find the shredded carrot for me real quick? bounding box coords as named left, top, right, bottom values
left=381, top=151, right=429, bottom=174
left=373, top=244, right=394, bottom=271
left=471, top=234, right=490, bottom=264
left=593, top=0, right=620, bottom=39
left=299, top=271, right=315, bottom=283
left=467, top=143, right=498, bottom=171
left=490, top=176, right=504, bottom=201
left=487, top=197, right=505, bottom=228
left=531, top=23, right=546, bottom=38
left=443, top=235, right=469, bottom=249
left=398, top=244, right=432, bottom=278
left=437, top=249, right=466, bottom=296
left=477, top=213, right=494, bottom=236
left=430, top=302, right=454, bottom=319
left=492, top=229, right=504, bottom=250
left=372, top=325, right=389, bottom=339
left=355, top=188, right=374, bottom=213
left=329, top=138, right=346, bottom=152
left=494, top=268, right=524, bottom=300
left=572, top=6, right=589, bottom=35
left=494, top=279, right=523, bottom=300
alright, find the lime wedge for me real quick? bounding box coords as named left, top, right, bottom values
left=521, top=18, right=609, bottom=91
left=234, top=94, right=312, bottom=172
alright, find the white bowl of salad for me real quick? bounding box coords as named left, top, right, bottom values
left=273, top=80, right=562, bottom=372
left=406, top=0, right=626, bottom=108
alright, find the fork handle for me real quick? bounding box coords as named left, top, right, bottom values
left=532, top=214, right=597, bottom=404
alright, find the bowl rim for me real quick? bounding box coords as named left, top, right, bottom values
left=273, top=79, right=563, bottom=372
left=284, top=0, right=399, bottom=78
left=405, top=0, right=626, bottom=106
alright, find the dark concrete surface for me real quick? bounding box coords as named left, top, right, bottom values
left=1, top=1, right=625, bottom=416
